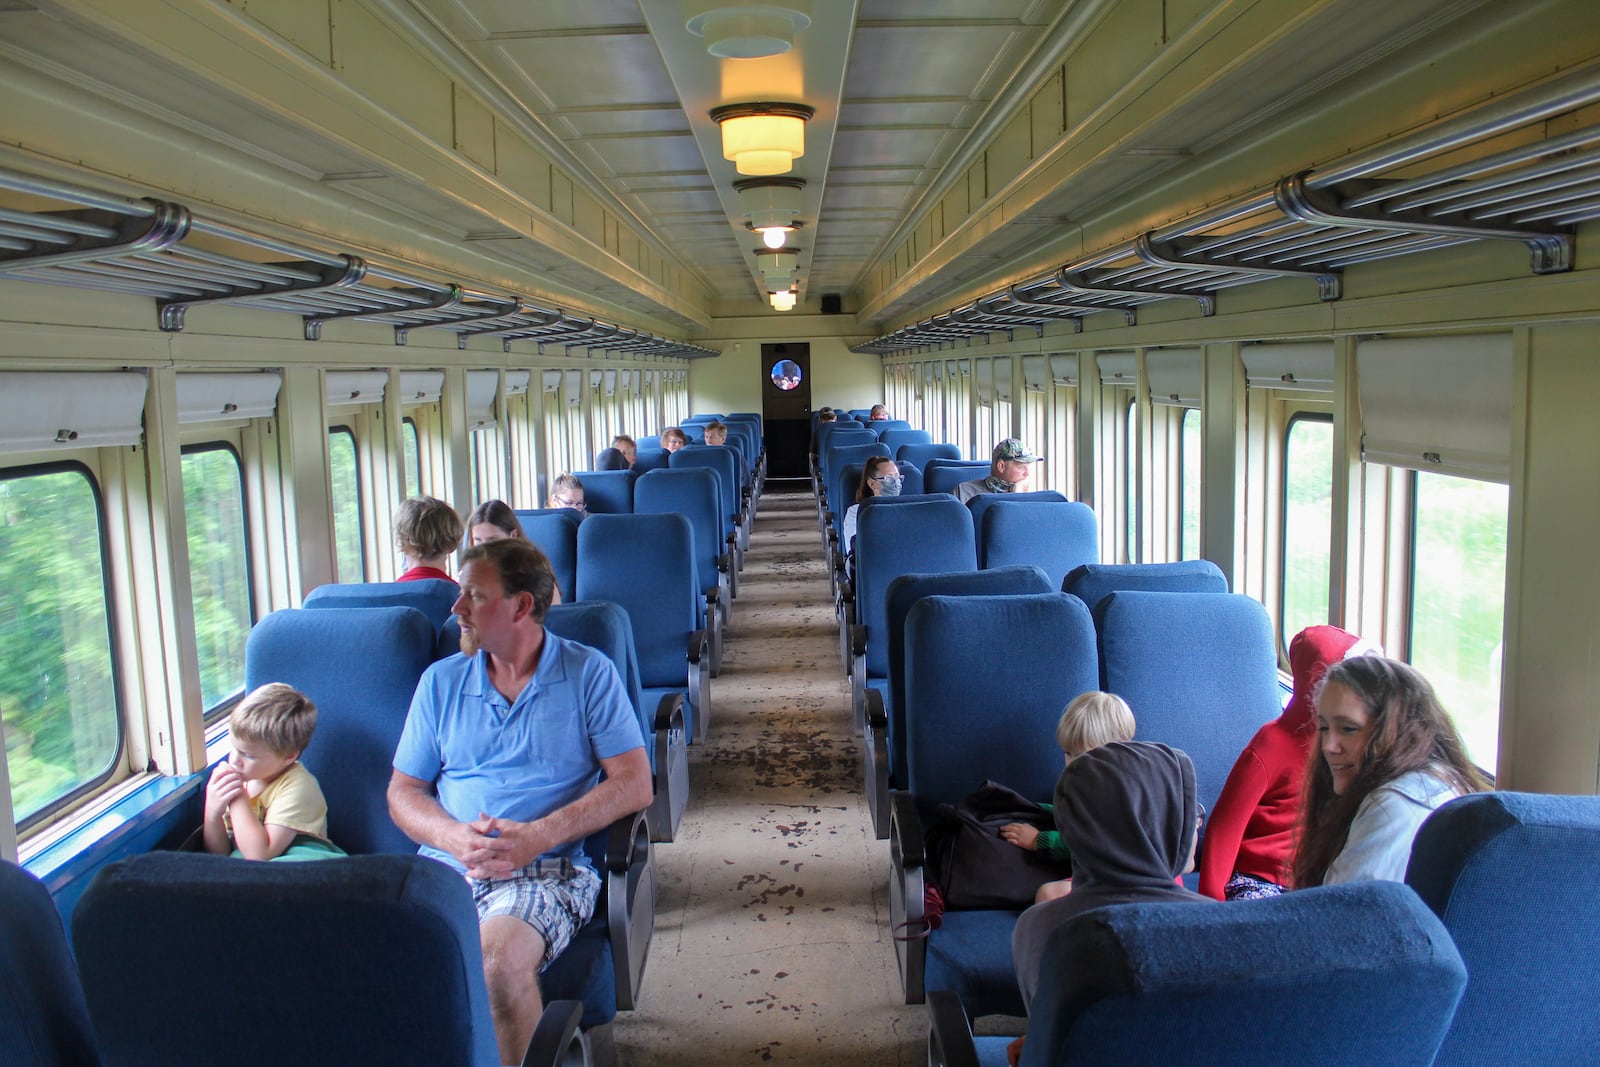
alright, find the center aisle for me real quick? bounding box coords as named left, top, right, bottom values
left=615, top=485, right=923, bottom=1065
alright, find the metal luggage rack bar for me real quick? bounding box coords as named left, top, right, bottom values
left=0, top=165, right=713, bottom=358
left=855, top=66, right=1600, bottom=354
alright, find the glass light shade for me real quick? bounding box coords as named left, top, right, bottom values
left=759, top=226, right=791, bottom=248
left=720, top=114, right=806, bottom=176
left=687, top=8, right=811, bottom=59
left=770, top=290, right=797, bottom=311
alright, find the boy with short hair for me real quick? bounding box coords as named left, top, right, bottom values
left=203, top=683, right=343, bottom=861
left=703, top=420, right=728, bottom=445
left=1000, top=691, right=1136, bottom=860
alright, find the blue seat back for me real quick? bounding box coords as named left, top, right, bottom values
left=576, top=514, right=698, bottom=692
left=303, top=578, right=458, bottom=628
left=1022, top=882, right=1464, bottom=1067
left=825, top=441, right=890, bottom=503
left=515, top=508, right=582, bottom=603
left=879, top=428, right=931, bottom=451
left=898, top=441, right=961, bottom=467
left=870, top=420, right=912, bottom=436
left=632, top=447, right=670, bottom=473
left=1094, top=591, right=1280, bottom=816
left=544, top=601, right=650, bottom=768
left=817, top=424, right=875, bottom=455
left=904, top=593, right=1097, bottom=809
left=884, top=566, right=1054, bottom=787
left=1063, top=559, right=1227, bottom=607
left=897, top=460, right=924, bottom=496
left=683, top=413, right=724, bottom=424
left=0, top=861, right=98, bottom=1067
left=637, top=435, right=661, bottom=450
left=924, top=459, right=990, bottom=496
left=573, top=469, right=635, bottom=514
left=72, top=853, right=503, bottom=1067
left=634, top=468, right=723, bottom=608
left=976, top=498, right=1099, bottom=589
left=245, top=606, right=437, bottom=855
left=592, top=447, right=630, bottom=471
left=855, top=496, right=977, bottom=678
left=1406, top=792, right=1600, bottom=1066
left=669, top=446, right=740, bottom=527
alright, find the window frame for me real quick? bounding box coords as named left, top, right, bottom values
left=327, top=425, right=367, bottom=584
left=178, top=441, right=256, bottom=722
left=1278, top=411, right=1335, bottom=652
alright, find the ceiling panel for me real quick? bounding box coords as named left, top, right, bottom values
left=494, top=38, right=676, bottom=109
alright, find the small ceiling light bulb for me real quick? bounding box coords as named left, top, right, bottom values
left=760, top=226, right=790, bottom=249
left=769, top=289, right=797, bottom=311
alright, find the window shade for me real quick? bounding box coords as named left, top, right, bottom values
left=466, top=371, right=499, bottom=431
left=176, top=372, right=281, bottom=423
left=1147, top=348, right=1201, bottom=407
left=1049, top=353, right=1078, bottom=386
left=325, top=370, right=387, bottom=409
left=1357, top=334, right=1512, bottom=482
left=564, top=370, right=582, bottom=408
left=0, top=371, right=147, bottom=452
left=398, top=371, right=443, bottom=405
left=1242, top=342, right=1335, bottom=392
left=1022, top=355, right=1047, bottom=392
left=1097, top=352, right=1136, bottom=385
left=541, top=369, right=563, bottom=393
left=994, top=357, right=1013, bottom=403
left=974, top=358, right=994, bottom=406
left=504, top=370, right=530, bottom=397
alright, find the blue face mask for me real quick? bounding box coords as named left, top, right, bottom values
left=877, top=475, right=903, bottom=497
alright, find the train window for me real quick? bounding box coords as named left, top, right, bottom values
left=470, top=444, right=482, bottom=506
left=1281, top=414, right=1333, bottom=648
left=1, top=464, right=123, bottom=828
left=180, top=445, right=252, bottom=718
left=402, top=417, right=420, bottom=498
left=1180, top=408, right=1200, bottom=560
left=328, top=427, right=366, bottom=583
left=1408, top=471, right=1507, bottom=769
left=1125, top=399, right=1138, bottom=564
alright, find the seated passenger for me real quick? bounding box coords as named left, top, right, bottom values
left=1011, top=742, right=1209, bottom=1020
left=546, top=473, right=586, bottom=516
left=703, top=420, right=728, bottom=446
left=388, top=539, right=651, bottom=1065
left=661, top=426, right=689, bottom=453
left=466, top=499, right=526, bottom=547
left=1294, top=656, right=1488, bottom=887
left=869, top=403, right=889, bottom=421
left=954, top=438, right=1040, bottom=503
left=1200, top=625, right=1377, bottom=900
left=612, top=434, right=637, bottom=466
left=394, top=495, right=464, bottom=583
left=203, top=683, right=344, bottom=862
left=999, top=691, right=1136, bottom=878
left=840, top=456, right=901, bottom=562
left=593, top=447, right=630, bottom=471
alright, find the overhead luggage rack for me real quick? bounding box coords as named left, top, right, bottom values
left=0, top=165, right=717, bottom=358
left=856, top=68, right=1600, bottom=354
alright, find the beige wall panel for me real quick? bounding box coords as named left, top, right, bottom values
left=1066, top=0, right=1162, bottom=129
left=967, top=160, right=986, bottom=209
left=940, top=185, right=968, bottom=238
left=550, top=169, right=575, bottom=226
left=331, top=1, right=451, bottom=147
left=988, top=107, right=1035, bottom=194
left=573, top=188, right=604, bottom=246
left=1031, top=69, right=1066, bottom=155
left=494, top=121, right=553, bottom=209
left=453, top=85, right=495, bottom=172
left=1164, top=0, right=1216, bottom=39
left=241, top=0, right=333, bottom=66
left=929, top=200, right=946, bottom=244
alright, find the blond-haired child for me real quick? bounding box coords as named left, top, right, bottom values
left=202, top=683, right=343, bottom=861
left=999, top=691, right=1136, bottom=859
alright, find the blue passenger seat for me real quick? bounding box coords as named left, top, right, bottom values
left=1061, top=559, right=1227, bottom=609
left=0, top=860, right=99, bottom=1067
left=573, top=469, right=635, bottom=514
left=515, top=508, right=582, bottom=604
left=971, top=495, right=1098, bottom=590
left=302, top=577, right=458, bottom=628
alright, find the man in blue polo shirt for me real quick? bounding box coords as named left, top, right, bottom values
left=388, top=538, right=649, bottom=1065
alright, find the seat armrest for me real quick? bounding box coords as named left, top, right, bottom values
left=653, top=691, right=685, bottom=735
left=717, top=551, right=732, bottom=574
left=522, top=999, right=588, bottom=1067
left=686, top=629, right=707, bottom=663
left=704, top=585, right=720, bottom=608
left=925, top=992, right=982, bottom=1067
left=850, top=623, right=867, bottom=658
left=604, top=809, right=651, bottom=877
left=889, top=790, right=924, bottom=868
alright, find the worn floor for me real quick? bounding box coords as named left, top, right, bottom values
left=614, top=484, right=925, bottom=1066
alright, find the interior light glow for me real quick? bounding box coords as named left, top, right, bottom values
left=712, top=104, right=814, bottom=178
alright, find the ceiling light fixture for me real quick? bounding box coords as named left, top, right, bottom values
left=735, top=177, right=806, bottom=249
left=711, top=102, right=815, bottom=176
left=769, top=289, right=797, bottom=311
left=686, top=4, right=812, bottom=59
left=755, top=246, right=798, bottom=290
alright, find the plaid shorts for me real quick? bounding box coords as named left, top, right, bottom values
left=470, top=860, right=600, bottom=970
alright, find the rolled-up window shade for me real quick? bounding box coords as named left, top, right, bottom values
left=177, top=372, right=281, bottom=423
left=1022, top=355, right=1047, bottom=392
left=629, top=369, right=642, bottom=397
left=466, top=371, right=498, bottom=431
left=957, top=359, right=971, bottom=378
left=930, top=362, right=943, bottom=382
left=1147, top=348, right=1201, bottom=407
left=1357, top=334, right=1512, bottom=482
left=604, top=369, right=617, bottom=397
left=1242, top=342, right=1335, bottom=392
left=0, top=371, right=146, bottom=452
left=913, top=361, right=925, bottom=399
left=974, top=358, right=994, bottom=406
left=504, top=370, right=530, bottom=397
left=541, top=369, right=563, bottom=393
left=994, top=357, right=1014, bottom=403
left=1049, top=353, right=1078, bottom=386
left=325, top=370, right=387, bottom=408
left=399, top=371, right=443, bottom=405
left=564, top=370, right=582, bottom=408
left=1097, top=352, right=1136, bottom=385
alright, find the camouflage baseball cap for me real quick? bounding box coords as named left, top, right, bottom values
left=992, top=438, right=1040, bottom=463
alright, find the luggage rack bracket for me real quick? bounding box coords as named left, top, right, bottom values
left=1134, top=233, right=1344, bottom=301
left=158, top=255, right=367, bottom=332
left=302, top=285, right=462, bottom=342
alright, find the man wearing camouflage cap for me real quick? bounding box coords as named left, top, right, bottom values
left=954, top=438, right=1041, bottom=503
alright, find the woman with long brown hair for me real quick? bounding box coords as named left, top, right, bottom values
left=1293, top=656, right=1488, bottom=887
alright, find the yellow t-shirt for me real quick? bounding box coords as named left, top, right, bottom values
left=237, top=761, right=330, bottom=842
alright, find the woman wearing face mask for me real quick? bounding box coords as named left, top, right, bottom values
left=840, top=456, right=902, bottom=563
